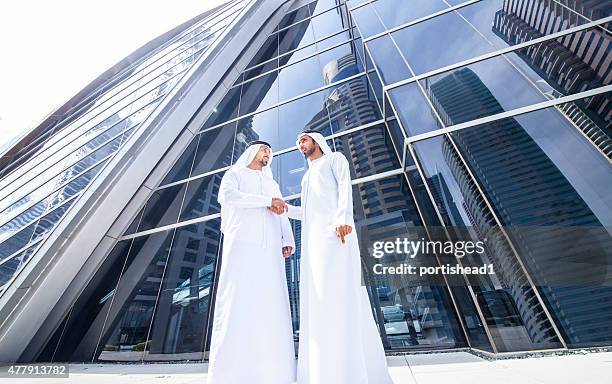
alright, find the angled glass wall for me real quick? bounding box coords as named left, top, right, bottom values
left=0, top=0, right=249, bottom=293
left=2, top=0, right=608, bottom=362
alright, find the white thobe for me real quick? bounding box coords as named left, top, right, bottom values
left=287, top=152, right=393, bottom=384
left=208, top=167, right=296, bottom=384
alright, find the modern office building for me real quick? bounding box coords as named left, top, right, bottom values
left=0, top=0, right=610, bottom=363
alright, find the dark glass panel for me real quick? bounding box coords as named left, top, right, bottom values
left=48, top=240, right=133, bottom=362
left=96, top=230, right=174, bottom=361
left=278, top=4, right=311, bottom=30
left=144, top=220, right=221, bottom=360
left=239, top=73, right=279, bottom=116
left=138, top=183, right=187, bottom=232
left=353, top=174, right=466, bottom=350
left=202, top=86, right=242, bottom=129
left=191, top=125, right=235, bottom=177
left=179, top=173, right=224, bottom=222
left=278, top=20, right=316, bottom=57
left=160, top=136, right=199, bottom=186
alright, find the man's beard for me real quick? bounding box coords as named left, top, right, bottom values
left=302, top=147, right=314, bottom=159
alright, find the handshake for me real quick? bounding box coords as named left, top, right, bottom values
left=268, top=197, right=288, bottom=215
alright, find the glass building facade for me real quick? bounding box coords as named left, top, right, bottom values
left=0, top=0, right=610, bottom=362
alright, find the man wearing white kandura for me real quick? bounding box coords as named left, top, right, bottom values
left=276, top=130, right=394, bottom=384
left=209, top=140, right=296, bottom=384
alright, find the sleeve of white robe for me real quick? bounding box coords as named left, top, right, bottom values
left=285, top=204, right=302, bottom=221
left=273, top=182, right=296, bottom=254
left=218, top=170, right=271, bottom=208
left=332, top=152, right=354, bottom=227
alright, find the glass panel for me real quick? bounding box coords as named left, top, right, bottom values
left=144, top=220, right=221, bottom=360
left=333, top=124, right=401, bottom=179
left=392, top=0, right=587, bottom=75
left=190, top=125, right=235, bottom=177
left=46, top=240, right=133, bottom=362
left=411, top=127, right=593, bottom=351
left=422, top=55, right=548, bottom=126
left=310, top=6, right=347, bottom=40
left=96, top=230, right=174, bottom=361
left=179, top=173, right=224, bottom=222
left=202, top=86, right=242, bottom=129
left=275, top=149, right=308, bottom=196
left=278, top=90, right=331, bottom=148
left=372, top=0, right=448, bottom=30
left=160, top=137, right=199, bottom=186
left=278, top=55, right=325, bottom=102
left=244, top=33, right=279, bottom=72
left=389, top=81, right=441, bottom=137
left=349, top=2, right=385, bottom=38
left=234, top=107, right=280, bottom=156
left=138, top=183, right=187, bottom=232
left=278, top=20, right=316, bottom=57
left=309, top=0, right=338, bottom=16
left=278, top=4, right=311, bottom=30
left=353, top=174, right=467, bottom=349
left=327, top=74, right=381, bottom=132
left=0, top=245, right=37, bottom=290
left=365, top=35, right=411, bottom=84
left=239, top=73, right=279, bottom=116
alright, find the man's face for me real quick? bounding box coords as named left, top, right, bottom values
left=254, top=145, right=271, bottom=166
left=298, top=135, right=318, bottom=159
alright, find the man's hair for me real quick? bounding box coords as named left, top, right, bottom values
left=247, top=140, right=271, bottom=148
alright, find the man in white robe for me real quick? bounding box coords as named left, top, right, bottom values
left=208, top=141, right=296, bottom=384
left=283, top=131, right=394, bottom=384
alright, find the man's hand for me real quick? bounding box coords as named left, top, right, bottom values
left=282, top=246, right=293, bottom=258
left=268, top=197, right=287, bottom=215
left=336, top=225, right=353, bottom=244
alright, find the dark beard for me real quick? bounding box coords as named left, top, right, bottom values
left=302, top=147, right=314, bottom=159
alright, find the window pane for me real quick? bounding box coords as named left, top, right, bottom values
left=179, top=173, right=224, bottom=222
left=144, top=220, right=221, bottom=360
left=191, top=125, right=235, bottom=177
left=96, top=230, right=174, bottom=361
left=239, top=73, right=279, bottom=116
left=138, top=183, right=187, bottom=231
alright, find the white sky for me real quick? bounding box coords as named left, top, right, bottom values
left=0, top=0, right=228, bottom=151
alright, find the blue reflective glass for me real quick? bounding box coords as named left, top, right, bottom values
left=179, top=173, right=224, bottom=221
left=373, top=0, right=448, bottom=30
left=239, top=73, right=279, bottom=116
left=279, top=90, right=331, bottom=147
left=191, top=126, right=235, bottom=177
left=389, top=81, right=442, bottom=136
left=310, top=6, right=347, bottom=40
left=366, top=35, right=411, bottom=84
left=278, top=20, right=316, bottom=57
left=422, top=56, right=547, bottom=126
left=143, top=220, right=221, bottom=360
left=138, top=183, right=187, bottom=232
left=234, top=108, right=280, bottom=155
left=278, top=55, right=325, bottom=102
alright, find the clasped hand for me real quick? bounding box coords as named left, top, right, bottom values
left=268, top=197, right=287, bottom=215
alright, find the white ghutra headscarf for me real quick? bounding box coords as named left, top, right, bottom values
left=229, top=140, right=274, bottom=178
left=296, top=131, right=333, bottom=164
